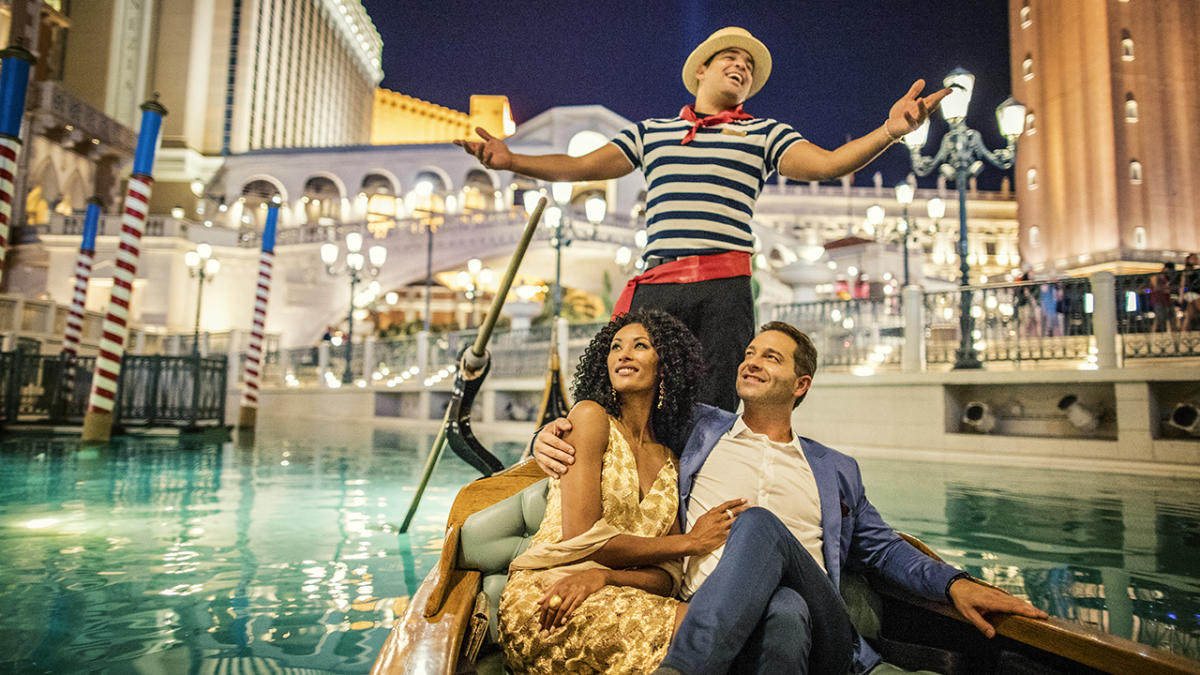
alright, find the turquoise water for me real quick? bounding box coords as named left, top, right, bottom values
left=0, top=420, right=1197, bottom=673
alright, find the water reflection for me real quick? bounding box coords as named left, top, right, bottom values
left=2, top=428, right=1196, bottom=670
left=859, top=458, right=1200, bottom=661
left=0, top=421, right=525, bottom=673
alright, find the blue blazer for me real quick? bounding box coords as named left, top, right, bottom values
left=675, top=404, right=963, bottom=673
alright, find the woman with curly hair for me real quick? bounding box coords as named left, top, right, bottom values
left=498, top=309, right=748, bottom=674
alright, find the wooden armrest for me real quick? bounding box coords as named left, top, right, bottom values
left=425, top=522, right=462, bottom=618
left=885, top=589, right=1200, bottom=675
left=371, top=565, right=482, bottom=675
left=891, top=531, right=1200, bottom=675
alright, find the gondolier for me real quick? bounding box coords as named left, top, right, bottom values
left=456, top=26, right=948, bottom=412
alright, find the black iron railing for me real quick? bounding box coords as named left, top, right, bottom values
left=0, top=352, right=227, bottom=430
left=1115, top=272, right=1200, bottom=359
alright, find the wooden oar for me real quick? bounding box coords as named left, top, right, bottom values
left=399, top=197, right=547, bottom=533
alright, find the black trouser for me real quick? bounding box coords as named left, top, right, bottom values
left=628, top=275, right=754, bottom=413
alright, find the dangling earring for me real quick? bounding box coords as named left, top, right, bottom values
left=657, top=378, right=665, bottom=409
left=611, top=385, right=618, bottom=403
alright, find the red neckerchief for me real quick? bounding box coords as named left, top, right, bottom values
left=679, top=104, right=754, bottom=144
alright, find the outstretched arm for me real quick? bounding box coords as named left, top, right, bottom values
left=777, top=79, right=951, bottom=181
left=454, top=127, right=634, bottom=182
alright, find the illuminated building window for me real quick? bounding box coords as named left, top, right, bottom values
left=1025, top=111, right=1036, bottom=134
left=1133, top=227, right=1147, bottom=249
left=1130, top=160, right=1143, bottom=184
left=1026, top=167, right=1039, bottom=190
left=1020, top=2, right=1031, bottom=29
left=1029, top=225, right=1041, bottom=248
left=1022, top=55, right=1034, bottom=81
left=1121, top=31, right=1135, bottom=61
left=1125, top=94, right=1138, bottom=123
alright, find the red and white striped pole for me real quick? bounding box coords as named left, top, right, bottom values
left=237, top=203, right=278, bottom=429
left=0, top=45, right=35, bottom=288
left=81, top=98, right=166, bottom=443
left=59, top=196, right=102, bottom=393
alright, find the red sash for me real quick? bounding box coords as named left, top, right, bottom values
left=612, top=251, right=752, bottom=317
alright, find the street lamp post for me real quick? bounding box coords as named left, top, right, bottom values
left=901, top=68, right=1025, bottom=369
left=321, top=232, right=387, bottom=383
left=894, top=182, right=914, bottom=287
left=456, top=258, right=494, bottom=328
left=185, top=244, right=221, bottom=355
left=545, top=183, right=606, bottom=319
left=408, top=179, right=452, bottom=334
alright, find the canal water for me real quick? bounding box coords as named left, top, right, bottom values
left=0, top=418, right=1197, bottom=673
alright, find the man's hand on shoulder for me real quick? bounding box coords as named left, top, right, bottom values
left=948, top=576, right=1049, bottom=638
left=533, top=417, right=576, bottom=477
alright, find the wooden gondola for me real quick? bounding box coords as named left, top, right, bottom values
left=373, top=459, right=1200, bottom=675
left=381, top=196, right=1200, bottom=674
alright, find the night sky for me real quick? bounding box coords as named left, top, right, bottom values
left=359, top=0, right=1013, bottom=188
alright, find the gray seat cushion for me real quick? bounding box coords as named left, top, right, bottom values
left=459, top=479, right=548, bottom=643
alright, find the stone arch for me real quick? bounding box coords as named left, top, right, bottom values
left=360, top=168, right=400, bottom=196
left=239, top=173, right=289, bottom=204
left=302, top=171, right=347, bottom=201
left=62, top=170, right=88, bottom=215
left=361, top=172, right=401, bottom=232
left=238, top=179, right=283, bottom=231
left=461, top=168, right=498, bottom=211
left=412, top=165, right=452, bottom=193
left=464, top=168, right=498, bottom=191
left=302, top=174, right=344, bottom=224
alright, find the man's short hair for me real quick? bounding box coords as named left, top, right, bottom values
left=759, top=321, right=817, bottom=408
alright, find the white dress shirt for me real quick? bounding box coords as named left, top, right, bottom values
left=681, top=416, right=825, bottom=600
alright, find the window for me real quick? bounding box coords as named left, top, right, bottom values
left=1025, top=111, right=1036, bottom=134
left=1029, top=226, right=1041, bottom=248
left=1022, top=55, right=1034, bottom=81
left=1133, top=227, right=1147, bottom=249
left=1125, top=94, right=1138, bottom=123
left=1130, top=160, right=1143, bottom=184
left=985, top=241, right=997, bottom=257
left=1020, top=2, right=1032, bottom=29
left=1121, top=31, right=1135, bottom=61
left=1027, top=168, right=1039, bottom=190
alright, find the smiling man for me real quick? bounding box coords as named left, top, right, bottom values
left=457, top=27, right=950, bottom=412
left=534, top=322, right=1047, bottom=674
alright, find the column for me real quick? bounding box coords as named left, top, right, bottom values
left=903, top=285, right=925, bottom=372
left=1091, top=271, right=1118, bottom=369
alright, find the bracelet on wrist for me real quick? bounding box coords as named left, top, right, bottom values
left=945, top=571, right=971, bottom=602
left=884, top=120, right=904, bottom=143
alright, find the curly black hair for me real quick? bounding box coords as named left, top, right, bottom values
left=571, top=309, right=705, bottom=450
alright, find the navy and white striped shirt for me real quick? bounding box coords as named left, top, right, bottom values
left=611, top=116, right=804, bottom=259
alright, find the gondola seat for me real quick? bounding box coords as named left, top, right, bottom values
left=456, top=477, right=951, bottom=674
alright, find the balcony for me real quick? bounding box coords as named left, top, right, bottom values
left=27, top=80, right=136, bottom=157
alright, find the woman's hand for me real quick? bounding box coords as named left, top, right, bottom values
left=686, top=498, right=748, bottom=556
left=537, top=569, right=608, bottom=631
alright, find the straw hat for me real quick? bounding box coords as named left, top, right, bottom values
left=681, top=27, right=773, bottom=99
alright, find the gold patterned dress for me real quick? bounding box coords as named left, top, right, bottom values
left=498, top=419, right=682, bottom=674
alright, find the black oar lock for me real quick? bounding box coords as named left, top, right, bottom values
left=399, top=197, right=548, bottom=533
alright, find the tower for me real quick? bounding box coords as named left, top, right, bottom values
left=1009, top=0, right=1200, bottom=274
